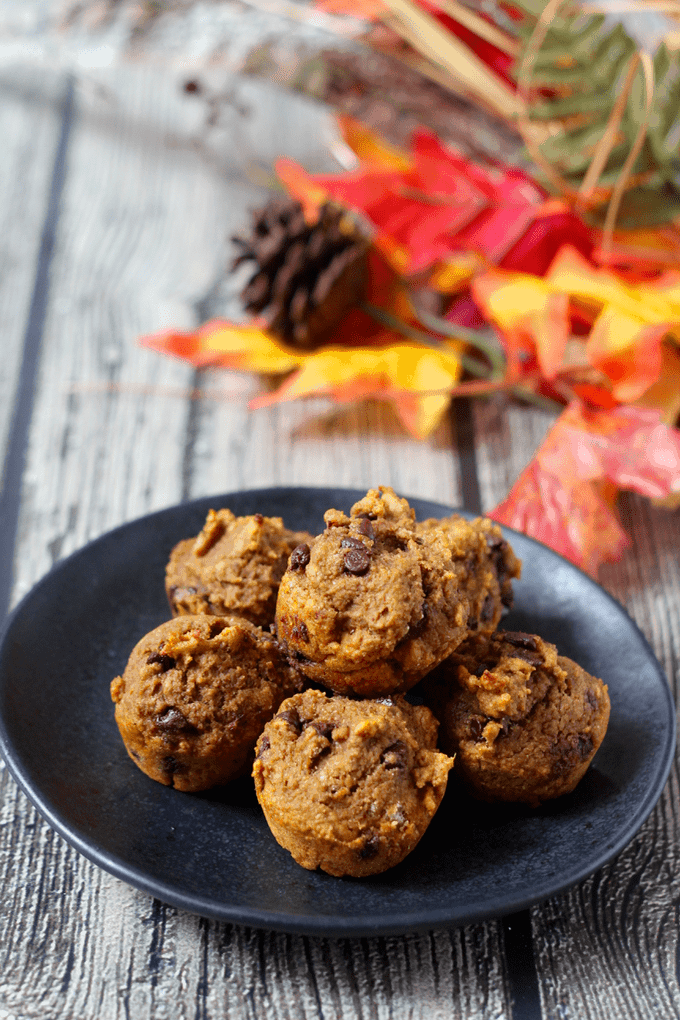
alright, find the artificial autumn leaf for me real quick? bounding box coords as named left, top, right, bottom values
left=490, top=403, right=680, bottom=575
left=250, top=339, right=461, bottom=438
left=140, top=233, right=465, bottom=440
left=141, top=320, right=301, bottom=374
left=336, top=115, right=412, bottom=172
left=472, top=245, right=680, bottom=403
left=278, top=121, right=592, bottom=277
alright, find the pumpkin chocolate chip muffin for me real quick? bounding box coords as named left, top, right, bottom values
left=416, top=514, right=521, bottom=627
left=165, top=508, right=312, bottom=627
left=275, top=486, right=521, bottom=697
left=423, top=630, right=610, bottom=806
left=110, top=614, right=302, bottom=792
left=253, top=689, right=454, bottom=877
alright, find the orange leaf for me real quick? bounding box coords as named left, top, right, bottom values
left=249, top=341, right=462, bottom=438
left=471, top=270, right=569, bottom=379
left=140, top=321, right=301, bottom=373
left=586, top=313, right=666, bottom=403
left=492, top=468, right=629, bottom=578
left=634, top=342, right=680, bottom=425
left=337, top=115, right=412, bottom=172
left=274, top=159, right=328, bottom=222
left=490, top=402, right=680, bottom=575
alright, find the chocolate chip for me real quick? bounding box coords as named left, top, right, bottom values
left=289, top=543, right=310, bottom=571
left=475, top=662, right=496, bottom=677
left=515, top=650, right=544, bottom=666
left=256, top=735, right=270, bottom=758
left=358, top=835, right=380, bottom=860
left=503, top=632, right=538, bottom=651
left=307, top=720, right=334, bottom=740
left=147, top=652, right=176, bottom=672
left=480, top=594, right=495, bottom=623
left=341, top=536, right=366, bottom=549
left=291, top=621, right=309, bottom=643
left=487, top=533, right=512, bottom=589
left=357, top=516, right=375, bottom=540
left=586, top=689, right=599, bottom=711
left=358, top=511, right=378, bottom=520
left=468, top=716, right=486, bottom=741
left=276, top=708, right=302, bottom=734
left=162, top=755, right=186, bottom=775
left=343, top=543, right=371, bottom=575
left=380, top=741, right=408, bottom=770
left=254, top=513, right=264, bottom=525
left=154, top=707, right=193, bottom=734
left=467, top=615, right=478, bottom=630
left=549, top=733, right=594, bottom=777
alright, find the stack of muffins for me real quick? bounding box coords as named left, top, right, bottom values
left=111, top=487, right=610, bottom=877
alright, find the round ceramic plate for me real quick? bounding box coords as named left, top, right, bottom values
left=0, top=487, right=674, bottom=936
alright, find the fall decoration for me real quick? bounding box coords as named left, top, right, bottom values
left=490, top=403, right=680, bottom=577
left=232, top=198, right=370, bottom=350
left=315, top=0, right=680, bottom=251
left=142, top=61, right=680, bottom=577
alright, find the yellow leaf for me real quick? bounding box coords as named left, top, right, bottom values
left=250, top=341, right=462, bottom=437
left=201, top=324, right=303, bottom=373
left=429, top=253, right=484, bottom=293
left=140, top=321, right=302, bottom=374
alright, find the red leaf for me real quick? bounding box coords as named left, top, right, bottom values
left=492, top=468, right=629, bottom=577
left=490, top=402, right=680, bottom=574
left=278, top=124, right=580, bottom=275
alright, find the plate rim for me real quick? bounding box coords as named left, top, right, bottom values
left=0, top=485, right=675, bottom=936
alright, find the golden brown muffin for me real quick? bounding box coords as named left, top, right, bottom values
left=253, top=689, right=454, bottom=877
left=423, top=630, right=610, bottom=807
left=110, top=615, right=302, bottom=792
left=416, top=514, right=521, bottom=625
left=165, top=508, right=313, bottom=627
left=275, top=487, right=521, bottom=697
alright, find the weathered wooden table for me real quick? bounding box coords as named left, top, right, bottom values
left=1, top=58, right=679, bottom=1020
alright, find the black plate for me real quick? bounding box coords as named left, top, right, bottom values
left=0, top=487, right=674, bottom=936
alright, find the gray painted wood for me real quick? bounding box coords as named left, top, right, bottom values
left=1, top=55, right=680, bottom=1020
left=0, top=64, right=508, bottom=1020
left=474, top=397, right=680, bottom=1018
left=0, top=67, right=63, bottom=471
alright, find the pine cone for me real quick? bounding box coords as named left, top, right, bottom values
left=231, top=198, right=369, bottom=351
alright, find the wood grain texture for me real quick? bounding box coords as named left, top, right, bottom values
left=0, top=67, right=63, bottom=466
left=473, top=398, right=680, bottom=1017
left=0, top=64, right=511, bottom=1020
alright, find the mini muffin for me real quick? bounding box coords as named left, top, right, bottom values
left=253, top=689, right=454, bottom=877
left=275, top=486, right=521, bottom=697
left=416, top=515, right=521, bottom=625
left=423, top=631, right=610, bottom=807
left=110, top=615, right=302, bottom=792
left=165, top=508, right=313, bottom=627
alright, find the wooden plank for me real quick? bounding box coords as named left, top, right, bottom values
left=472, top=397, right=680, bottom=1017
left=0, top=66, right=64, bottom=467
left=532, top=497, right=680, bottom=1020
left=0, top=62, right=509, bottom=1020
